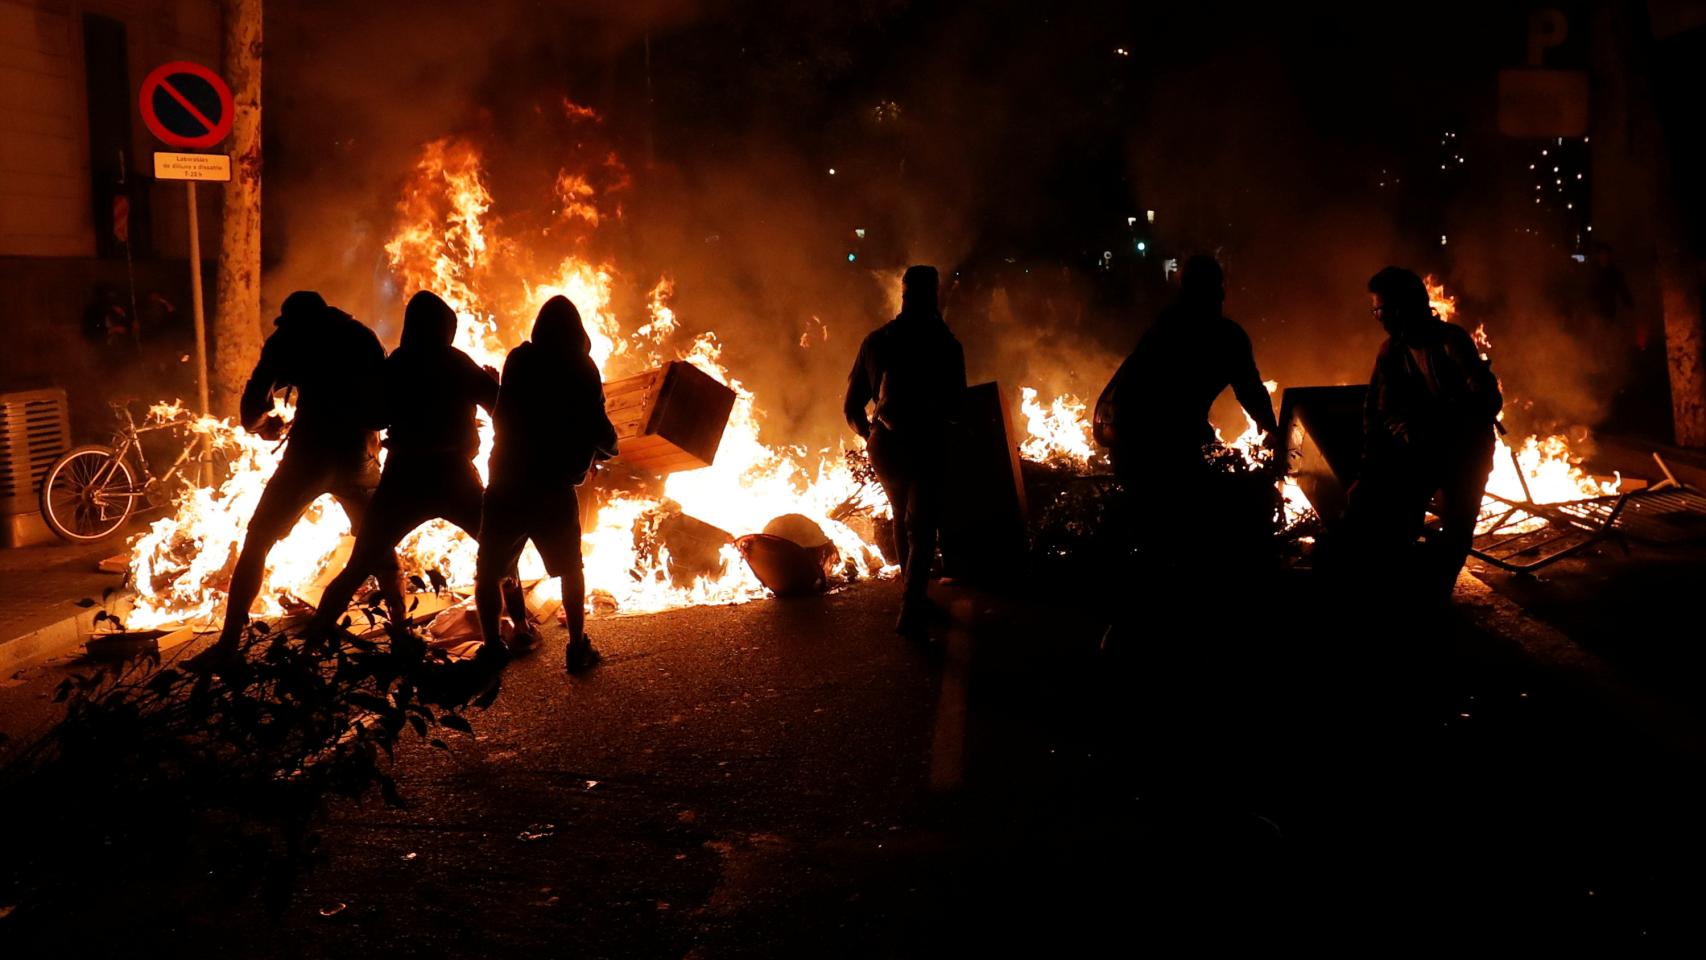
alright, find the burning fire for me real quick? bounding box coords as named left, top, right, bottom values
left=123, top=134, right=1620, bottom=630
left=1018, top=387, right=1100, bottom=470
left=1423, top=275, right=1619, bottom=523
left=1426, top=273, right=1493, bottom=358
left=127, top=133, right=890, bottom=630
left=129, top=399, right=350, bottom=626
left=1013, top=277, right=1619, bottom=537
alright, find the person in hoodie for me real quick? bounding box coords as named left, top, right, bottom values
left=1335, top=265, right=1502, bottom=601
left=188, top=291, right=402, bottom=672
left=843, top=264, right=967, bottom=641
left=309, top=290, right=530, bottom=640
left=1095, top=254, right=1279, bottom=491
left=474, top=296, right=618, bottom=672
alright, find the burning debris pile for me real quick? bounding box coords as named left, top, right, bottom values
left=1011, top=275, right=1623, bottom=560
left=1015, top=377, right=1315, bottom=560
left=118, top=99, right=1622, bottom=630
left=125, top=121, right=892, bottom=632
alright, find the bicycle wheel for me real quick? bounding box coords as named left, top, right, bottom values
left=39, top=445, right=136, bottom=543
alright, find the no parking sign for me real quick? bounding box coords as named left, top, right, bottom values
left=139, top=61, right=233, bottom=149
left=137, top=60, right=234, bottom=415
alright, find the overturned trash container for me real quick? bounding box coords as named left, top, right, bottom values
left=736, top=514, right=841, bottom=597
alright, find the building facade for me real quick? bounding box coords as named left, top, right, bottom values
left=1, top=0, right=221, bottom=433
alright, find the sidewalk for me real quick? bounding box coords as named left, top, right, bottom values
left=1592, top=431, right=1706, bottom=487
left=0, top=533, right=131, bottom=675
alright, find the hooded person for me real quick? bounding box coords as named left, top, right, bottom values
left=1096, top=255, right=1278, bottom=486
left=309, top=290, right=531, bottom=640
left=843, top=264, right=967, bottom=641
left=1333, top=265, right=1502, bottom=601
left=1092, top=255, right=1280, bottom=560
left=474, top=295, right=618, bottom=672
left=188, top=291, right=403, bottom=673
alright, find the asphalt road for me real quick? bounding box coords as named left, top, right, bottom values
left=5, top=561, right=1706, bottom=956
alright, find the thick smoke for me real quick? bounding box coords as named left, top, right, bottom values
left=264, top=1, right=1637, bottom=459
left=263, top=0, right=700, bottom=329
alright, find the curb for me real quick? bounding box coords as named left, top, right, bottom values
left=0, top=603, right=119, bottom=676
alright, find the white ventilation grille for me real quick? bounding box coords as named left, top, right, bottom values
left=0, top=388, right=71, bottom=513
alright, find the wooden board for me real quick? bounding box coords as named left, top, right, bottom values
left=604, top=361, right=737, bottom=474
left=939, top=381, right=1030, bottom=583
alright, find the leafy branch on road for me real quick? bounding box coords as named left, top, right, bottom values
left=0, top=604, right=500, bottom=929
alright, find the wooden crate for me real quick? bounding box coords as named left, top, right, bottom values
left=604, top=361, right=737, bottom=473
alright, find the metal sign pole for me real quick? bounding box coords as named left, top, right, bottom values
left=186, top=180, right=210, bottom=415
left=140, top=60, right=231, bottom=427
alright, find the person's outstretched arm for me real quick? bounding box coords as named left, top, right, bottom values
left=467, top=352, right=501, bottom=413
left=491, top=349, right=525, bottom=437
left=843, top=340, right=873, bottom=439
left=588, top=372, right=618, bottom=460
left=1229, top=326, right=1279, bottom=437
left=239, top=332, right=286, bottom=432
left=1448, top=324, right=1503, bottom=423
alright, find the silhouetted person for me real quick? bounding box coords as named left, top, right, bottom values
left=188, top=292, right=405, bottom=672
left=1095, top=255, right=1278, bottom=543
left=1338, top=266, right=1502, bottom=601
left=475, top=296, right=617, bottom=672
left=309, top=291, right=527, bottom=641
left=844, top=264, right=967, bottom=641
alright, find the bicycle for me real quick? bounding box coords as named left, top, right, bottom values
left=39, top=401, right=219, bottom=543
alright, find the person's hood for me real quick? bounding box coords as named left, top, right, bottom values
left=400, top=291, right=457, bottom=350
left=531, top=295, right=593, bottom=357
left=276, top=290, right=328, bottom=327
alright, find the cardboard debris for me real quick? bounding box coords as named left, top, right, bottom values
left=85, top=630, right=168, bottom=661
left=422, top=579, right=560, bottom=651
left=425, top=602, right=482, bottom=649
left=658, top=510, right=733, bottom=586
left=523, top=578, right=563, bottom=621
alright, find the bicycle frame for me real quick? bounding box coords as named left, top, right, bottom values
left=89, top=403, right=204, bottom=505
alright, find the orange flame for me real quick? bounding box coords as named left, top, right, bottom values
left=1014, top=275, right=1621, bottom=542
left=127, top=137, right=891, bottom=630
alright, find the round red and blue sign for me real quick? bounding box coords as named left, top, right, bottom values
left=139, top=61, right=233, bottom=149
